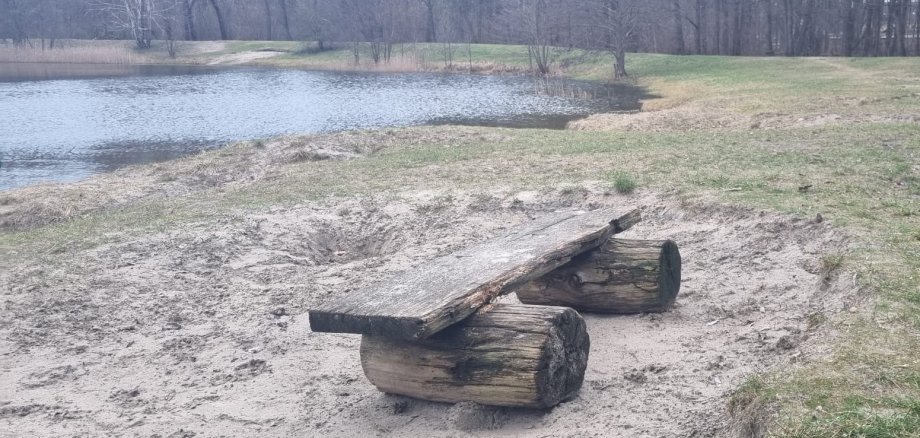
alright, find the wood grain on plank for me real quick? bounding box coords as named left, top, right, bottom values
left=308, top=207, right=638, bottom=339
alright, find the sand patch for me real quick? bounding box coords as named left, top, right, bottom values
left=207, top=51, right=285, bottom=65
left=0, top=188, right=854, bottom=437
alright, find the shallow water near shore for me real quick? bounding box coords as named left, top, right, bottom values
left=0, top=63, right=646, bottom=190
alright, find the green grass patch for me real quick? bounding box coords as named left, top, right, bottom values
left=783, top=399, right=920, bottom=438
left=611, top=173, right=638, bottom=194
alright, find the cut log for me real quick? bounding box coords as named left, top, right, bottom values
left=309, top=207, right=639, bottom=340
left=360, top=304, right=589, bottom=409
left=516, top=239, right=681, bottom=313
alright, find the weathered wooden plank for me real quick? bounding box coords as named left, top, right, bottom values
left=308, top=207, right=639, bottom=339
left=360, top=303, right=589, bottom=409
left=517, top=238, right=681, bottom=313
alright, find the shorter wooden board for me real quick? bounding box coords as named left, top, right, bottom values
left=309, top=207, right=639, bottom=339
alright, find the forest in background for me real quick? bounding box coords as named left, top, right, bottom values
left=1, top=0, right=919, bottom=76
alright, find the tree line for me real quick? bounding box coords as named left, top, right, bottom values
left=2, top=1, right=919, bottom=70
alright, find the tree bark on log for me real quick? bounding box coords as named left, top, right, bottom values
left=360, top=304, right=589, bottom=409
left=517, top=239, right=681, bottom=314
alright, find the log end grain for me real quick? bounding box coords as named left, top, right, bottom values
left=534, top=306, right=590, bottom=407
left=655, top=240, right=682, bottom=311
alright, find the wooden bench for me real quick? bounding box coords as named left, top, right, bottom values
left=308, top=207, right=681, bottom=409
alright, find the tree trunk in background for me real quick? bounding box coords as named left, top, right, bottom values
left=614, top=48, right=627, bottom=78
left=183, top=0, right=197, bottom=41
left=695, top=0, right=705, bottom=54
left=842, top=0, right=855, bottom=56
left=207, top=0, right=229, bottom=40
left=423, top=0, right=437, bottom=42
left=723, top=0, right=730, bottom=55
left=876, top=0, right=884, bottom=55
left=782, top=0, right=793, bottom=55
left=765, top=0, right=775, bottom=55
left=885, top=0, right=895, bottom=55
left=796, top=0, right=815, bottom=56
left=715, top=0, right=723, bottom=54
left=743, top=0, right=754, bottom=54
left=278, top=0, right=292, bottom=40
left=134, top=0, right=153, bottom=49
left=732, top=0, right=744, bottom=55
left=262, top=0, right=272, bottom=40
left=864, top=0, right=881, bottom=55
left=672, top=0, right=685, bottom=54
left=915, top=0, right=920, bottom=55
left=873, top=0, right=883, bottom=56
left=895, top=0, right=908, bottom=56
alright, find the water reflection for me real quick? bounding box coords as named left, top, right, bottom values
left=0, top=64, right=651, bottom=190
left=0, top=62, right=221, bottom=82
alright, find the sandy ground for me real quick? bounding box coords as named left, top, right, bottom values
left=1, top=184, right=855, bottom=437
left=206, top=51, right=285, bottom=65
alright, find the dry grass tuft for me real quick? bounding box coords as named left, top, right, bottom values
left=0, top=43, right=144, bottom=64
left=727, top=379, right=775, bottom=438
left=819, top=254, right=845, bottom=283
left=0, top=198, right=79, bottom=230
left=288, top=149, right=334, bottom=163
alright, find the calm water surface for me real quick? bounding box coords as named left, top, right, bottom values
left=0, top=63, right=646, bottom=190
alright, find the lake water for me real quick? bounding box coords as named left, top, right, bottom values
left=0, top=63, right=646, bottom=190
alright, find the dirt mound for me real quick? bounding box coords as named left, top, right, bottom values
left=0, top=189, right=853, bottom=437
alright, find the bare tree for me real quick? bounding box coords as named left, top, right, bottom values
left=420, top=0, right=437, bottom=41
left=505, top=0, right=554, bottom=75
left=93, top=0, right=176, bottom=49
left=164, top=11, right=178, bottom=57
left=303, top=0, right=335, bottom=50
left=672, top=0, right=686, bottom=54
left=2, top=0, right=39, bottom=46
left=5, top=0, right=920, bottom=58
left=340, top=0, right=401, bottom=64
left=181, top=0, right=197, bottom=40
left=587, top=0, right=644, bottom=79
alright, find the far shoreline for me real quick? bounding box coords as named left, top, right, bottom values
left=0, top=39, right=626, bottom=83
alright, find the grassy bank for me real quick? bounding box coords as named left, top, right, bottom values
left=0, top=39, right=610, bottom=76
left=2, top=42, right=920, bottom=436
